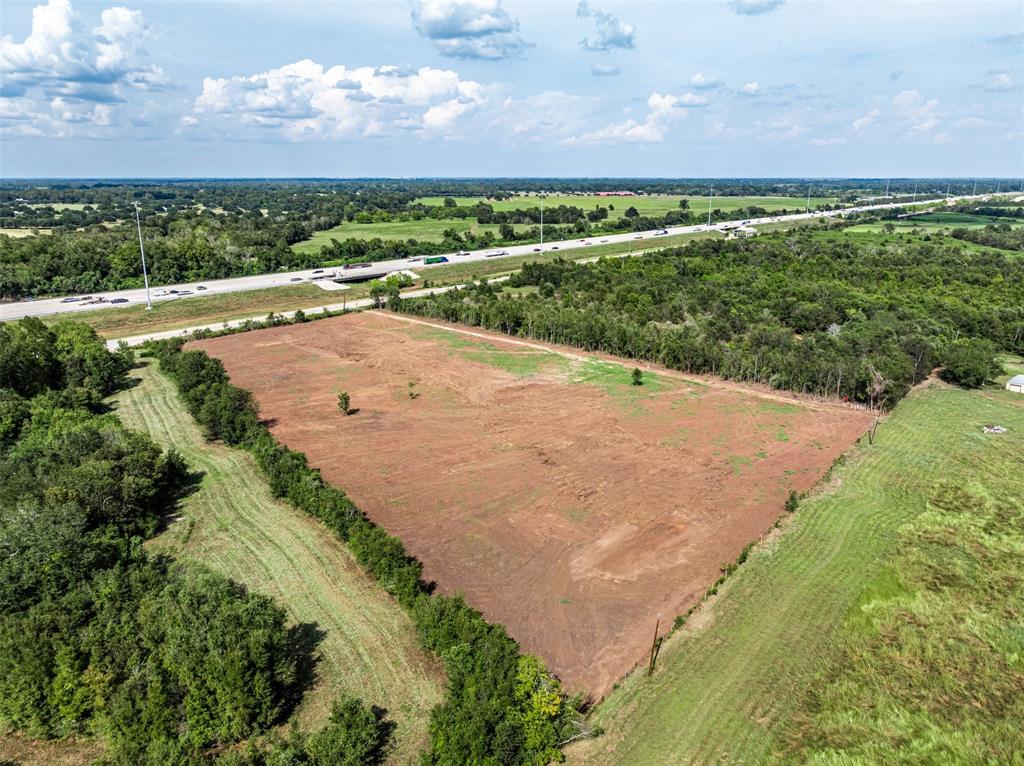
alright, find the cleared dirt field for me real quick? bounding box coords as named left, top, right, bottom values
left=192, top=312, right=873, bottom=697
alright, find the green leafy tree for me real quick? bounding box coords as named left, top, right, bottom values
left=337, top=392, right=351, bottom=414
left=940, top=338, right=1000, bottom=388
left=631, top=368, right=644, bottom=386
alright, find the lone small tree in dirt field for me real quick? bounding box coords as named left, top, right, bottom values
left=631, top=368, right=644, bottom=386
left=337, top=391, right=351, bottom=415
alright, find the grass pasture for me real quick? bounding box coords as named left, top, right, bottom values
left=292, top=218, right=507, bottom=253
left=293, top=195, right=837, bottom=254
left=0, top=227, right=52, bottom=238
left=844, top=210, right=1024, bottom=234
left=569, top=380, right=1024, bottom=765
left=110, top=362, right=444, bottom=763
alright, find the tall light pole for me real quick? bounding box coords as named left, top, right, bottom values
left=706, top=185, right=713, bottom=228
left=133, top=202, right=152, bottom=311
left=884, top=178, right=890, bottom=198
left=911, top=180, right=918, bottom=204
left=539, top=193, right=545, bottom=249
left=805, top=183, right=812, bottom=214
left=973, top=179, right=978, bottom=196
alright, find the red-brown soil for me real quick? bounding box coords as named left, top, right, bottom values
left=192, top=311, right=873, bottom=698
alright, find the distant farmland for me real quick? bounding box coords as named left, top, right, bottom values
left=412, top=194, right=839, bottom=215
left=291, top=218, right=508, bottom=253
left=192, top=311, right=872, bottom=698
left=291, top=194, right=837, bottom=254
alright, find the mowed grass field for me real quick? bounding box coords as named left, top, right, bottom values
left=111, top=362, right=445, bottom=764
left=51, top=283, right=347, bottom=339
left=412, top=194, right=838, bottom=216
left=292, top=218, right=507, bottom=253
left=569, top=379, right=1024, bottom=765
left=845, top=210, right=1024, bottom=234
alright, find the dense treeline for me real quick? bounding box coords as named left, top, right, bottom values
left=153, top=338, right=590, bottom=765
left=396, top=231, right=1021, bottom=405
left=0, top=319, right=393, bottom=765
left=951, top=223, right=1024, bottom=251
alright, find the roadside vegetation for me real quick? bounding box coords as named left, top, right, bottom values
left=396, top=228, right=1023, bottom=406
left=51, top=230, right=726, bottom=340
left=0, top=318, right=398, bottom=764
left=568, top=378, right=1024, bottom=765
left=112, top=361, right=444, bottom=762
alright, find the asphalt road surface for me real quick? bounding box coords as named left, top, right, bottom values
left=2, top=193, right=997, bottom=323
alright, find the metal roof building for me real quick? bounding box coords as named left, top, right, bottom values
left=1007, top=374, right=1024, bottom=394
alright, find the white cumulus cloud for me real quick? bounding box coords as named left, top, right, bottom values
left=0, top=0, right=168, bottom=134
left=728, top=0, right=785, bottom=15
left=0, top=0, right=167, bottom=99
left=891, top=89, right=939, bottom=135
left=852, top=108, right=879, bottom=133
left=985, top=72, right=1013, bottom=92
left=187, top=59, right=487, bottom=141
left=576, top=1, right=636, bottom=52
left=740, top=81, right=759, bottom=96
left=410, top=0, right=532, bottom=60
left=568, top=91, right=684, bottom=144
left=689, top=72, right=724, bottom=90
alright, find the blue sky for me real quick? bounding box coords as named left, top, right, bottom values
left=1, top=0, right=1021, bottom=178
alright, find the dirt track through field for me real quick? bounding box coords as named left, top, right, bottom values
left=192, top=312, right=873, bottom=698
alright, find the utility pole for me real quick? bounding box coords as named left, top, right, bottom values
left=706, top=185, right=713, bottom=228
left=647, top=614, right=661, bottom=677
left=945, top=181, right=950, bottom=200
left=884, top=178, right=890, bottom=198
left=996, top=179, right=1001, bottom=195
left=133, top=202, right=152, bottom=310
left=806, top=183, right=812, bottom=214
left=973, top=179, right=977, bottom=196
left=912, top=181, right=918, bottom=204
left=539, top=193, right=545, bottom=249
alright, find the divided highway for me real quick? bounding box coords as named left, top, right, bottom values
left=0, top=194, right=993, bottom=323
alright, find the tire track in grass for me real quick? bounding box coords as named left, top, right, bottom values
left=569, top=383, right=1022, bottom=765
left=111, top=362, right=444, bottom=765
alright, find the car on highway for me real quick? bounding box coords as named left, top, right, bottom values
left=196, top=285, right=207, bottom=290
left=456, top=251, right=471, bottom=257
left=290, top=277, right=302, bottom=282
left=111, top=298, right=129, bottom=304
left=533, top=247, right=542, bottom=252
left=177, top=290, right=193, bottom=296
left=634, top=235, right=643, bottom=239
left=655, top=229, right=669, bottom=235
left=60, top=296, right=83, bottom=303
left=343, top=262, right=372, bottom=269
left=600, top=239, right=609, bottom=243
left=551, top=246, right=559, bottom=250
left=312, top=269, right=324, bottom=274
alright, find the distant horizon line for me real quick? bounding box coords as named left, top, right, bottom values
left=1, top=175, right=1018, bottom=182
